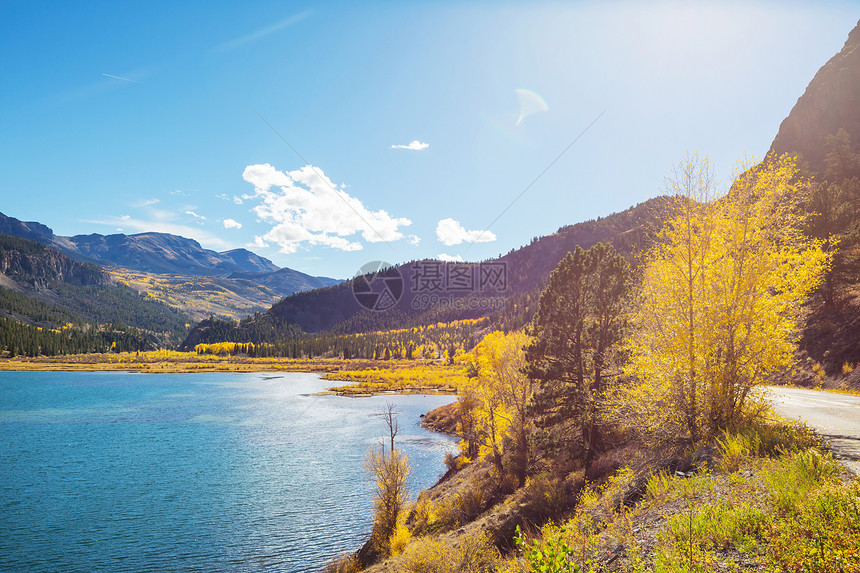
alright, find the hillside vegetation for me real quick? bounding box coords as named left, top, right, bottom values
left=0, top=234, right=191, bottom=355
left=319, top=153, right=860, bottom=573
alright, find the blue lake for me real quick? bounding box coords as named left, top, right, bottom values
left=0, top=371, right=457, bottom=572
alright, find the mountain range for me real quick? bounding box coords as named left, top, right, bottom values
left=0, top=210, right=328, bottom=279
left=0, top=210, right=342, bottom=345
left=0, top=211, right=339, bottom=319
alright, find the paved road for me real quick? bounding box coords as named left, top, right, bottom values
left=769, top=386, right=860, bottom=475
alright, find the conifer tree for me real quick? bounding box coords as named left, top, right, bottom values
left=525, top=243, right=629, bottom=470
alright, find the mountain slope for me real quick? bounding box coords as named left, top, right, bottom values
left=0, top=234, right=191, bottom=352
left=0, top=213, right=54, bottom=244
left=770, top=19, right=860, bottom=173
left=227, top=267, right=341, bottom=293
left=0, top=211, right=289, bottom=277
left=59, top=232, right=279, bottom=276
left=0, top=234, right=108, bottom=288
left=219, top=249, right=281, bottom=274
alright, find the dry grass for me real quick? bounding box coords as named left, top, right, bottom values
left=323, top=362, right=466, bottom=395
left=1, top=351, right=408, bottom=375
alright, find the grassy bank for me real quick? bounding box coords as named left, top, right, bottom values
left=322, top=363, right=466, bottom=395
left=344, top=417, right=860, bottom=573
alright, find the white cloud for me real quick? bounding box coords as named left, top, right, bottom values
left=185, top=210, right=206, bottom=220
left=170, top=189, right=187, bottom=196
left=390, top=140, right=429, bottom=151
left=133, top=198, right=160, bottom=207
left=248, top=236, right=269, bottom=249
left=435, top=218, right=496, bottom=246
left=242, top=163, right=412, bottom=254
left=223, top=218, right=242, bottom=230
left=216, top=193, right=244, bottom=204
left=407, top=235, right=421, bottom=246
left=437, top=253, right=464, bottom=262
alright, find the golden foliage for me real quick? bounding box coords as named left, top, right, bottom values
left=458, top=331, right=532, bottom=483
left=397, top=530, right=500, bottom=573
left=367, top=446, right=411, bottom=557
left=623, top=154, right=830, bottom=440
left=325, top=363, right=467, bottom=395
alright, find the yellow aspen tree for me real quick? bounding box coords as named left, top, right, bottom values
left=483, top=330, right=532, bottom=486
left=626, top=153, right=830, bottom=440
left=463, top=331, right=531, bottom=485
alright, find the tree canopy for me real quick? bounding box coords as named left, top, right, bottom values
left=525, top=242, right=629, bottom=470
left=624, top=154, right=830, bottom=441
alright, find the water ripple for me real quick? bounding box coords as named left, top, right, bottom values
left=0, top=371, right=456, bottom=572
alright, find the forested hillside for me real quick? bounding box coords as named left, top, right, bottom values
left=0, top=234, right=190, bottom=356
left=765, top=21, right=860, bottom=373
left=181, top=197, right=675, bottom=349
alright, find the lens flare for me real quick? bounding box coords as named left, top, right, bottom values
left=515, top=88, right=549, bottom=126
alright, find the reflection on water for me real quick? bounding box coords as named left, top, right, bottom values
left=0, top=371, right=457, bottom=572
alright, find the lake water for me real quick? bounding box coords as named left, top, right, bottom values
left=0, top=371, right=458, bottom=572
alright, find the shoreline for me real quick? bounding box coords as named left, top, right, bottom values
left=0, top=352, right=466, bottom=397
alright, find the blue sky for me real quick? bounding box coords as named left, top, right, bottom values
left=1, top=1, right=856, bottom=279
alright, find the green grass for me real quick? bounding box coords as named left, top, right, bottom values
left=503, top=419, right=860, bottom=572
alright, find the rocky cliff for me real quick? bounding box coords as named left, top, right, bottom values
left=0, top=234, right=108, bottom=288
left=770, top=20, right=860, bottom=172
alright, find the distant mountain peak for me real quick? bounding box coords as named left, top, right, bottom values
left=0, top=212, right=55, bottom=244
left=0, top=211, right=280, bottom=277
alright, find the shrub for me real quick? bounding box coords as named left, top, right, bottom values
left=437, top=482, right=489, bottom=527
left=519, top=473, right=574, bottom=523
left=366, top=447, right=411, bottom=556
left=398, top=537, right=450, bottom=573
left=443, top=452, right=457, bottom=472
left=398, top=531, right=500, bottom=573
left=645, top=471, right=672, bottom=502
left=323, top=552, right=360, bottom=573
left=716, top=431, right=757, bottom=473
left=389, top=510, right=412, bottom=556
left=410, top=494, right=442, bottom=536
